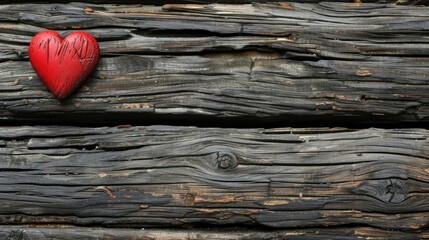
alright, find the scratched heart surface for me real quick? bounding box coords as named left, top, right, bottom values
left=29, top=30, right=100, bottom=100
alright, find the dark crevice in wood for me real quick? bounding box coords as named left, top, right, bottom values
left=97, top=50, right=286, bottom=59
left=0, top=168, right=35, bottom=172
left=1, top=116, right=429, bottom=130
left=239, top=160, right=375, bottom=167
left=1, top=224, right=427, bottom=239
left=27, top=143, right=101, bottom=151
left=133, top=29, right=249, bottom=38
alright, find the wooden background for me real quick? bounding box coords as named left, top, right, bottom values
left=0, top=0, right=429, bottom=239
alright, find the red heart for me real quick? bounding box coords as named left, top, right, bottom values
left=29, top=30, right=100, bottom=100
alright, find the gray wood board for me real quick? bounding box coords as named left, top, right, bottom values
left=0, top=3, right=429, bottom=125
left=0, top=125, right=428, bottom=230
left=7, top=0, right=424, bottom=4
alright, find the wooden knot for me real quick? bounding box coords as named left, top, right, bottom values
left=51, top=5, right=62, bottom=11
left=182, top=193, right=195, bottom=206
left=6, top=229, right=27, bottom=240
left=354, top=179, right=407, bottom=204
left=214, top=151, right=238, bottom=170
left=385, top=179, right=407, bottom=204
left=17, top=52, right=24, bottom=59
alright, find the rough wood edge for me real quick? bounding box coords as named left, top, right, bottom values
left=0, top=225, right=427, bottom=240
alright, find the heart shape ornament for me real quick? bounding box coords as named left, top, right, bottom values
left=29, top=30, right=100, bottom=100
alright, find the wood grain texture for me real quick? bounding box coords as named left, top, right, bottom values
left=0, top=226, right=427, bottom=240
left=0, top=3, right=429, bottom=125
left=8, top=0, right=426, bottom=5
left=0, top=125, right=428, bottom=230
left=8, top=0, right=429, bottom=5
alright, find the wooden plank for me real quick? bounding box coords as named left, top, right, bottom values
left=5, top=0, right=416, bottom=4
left=1, top=3, right=429, bottom=125
left=1, top=3, right=428, bottom=36
left=1, top=54, right=428, bottom=125
left=0, top=226, right=426, bottom=239
left=0, top=125, right=428, bottom=230
left=7, top=0, right=429, bottom=5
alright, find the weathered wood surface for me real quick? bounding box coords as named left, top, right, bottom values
left=9, top=0, right=427, bottom=4
left=0, top=125, right=428, bottom=230
left=1, top=226, right=427, bottom=240
left=1, top=3, right=429, bottom=125
left=9, top=0, right=429, bottom=5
